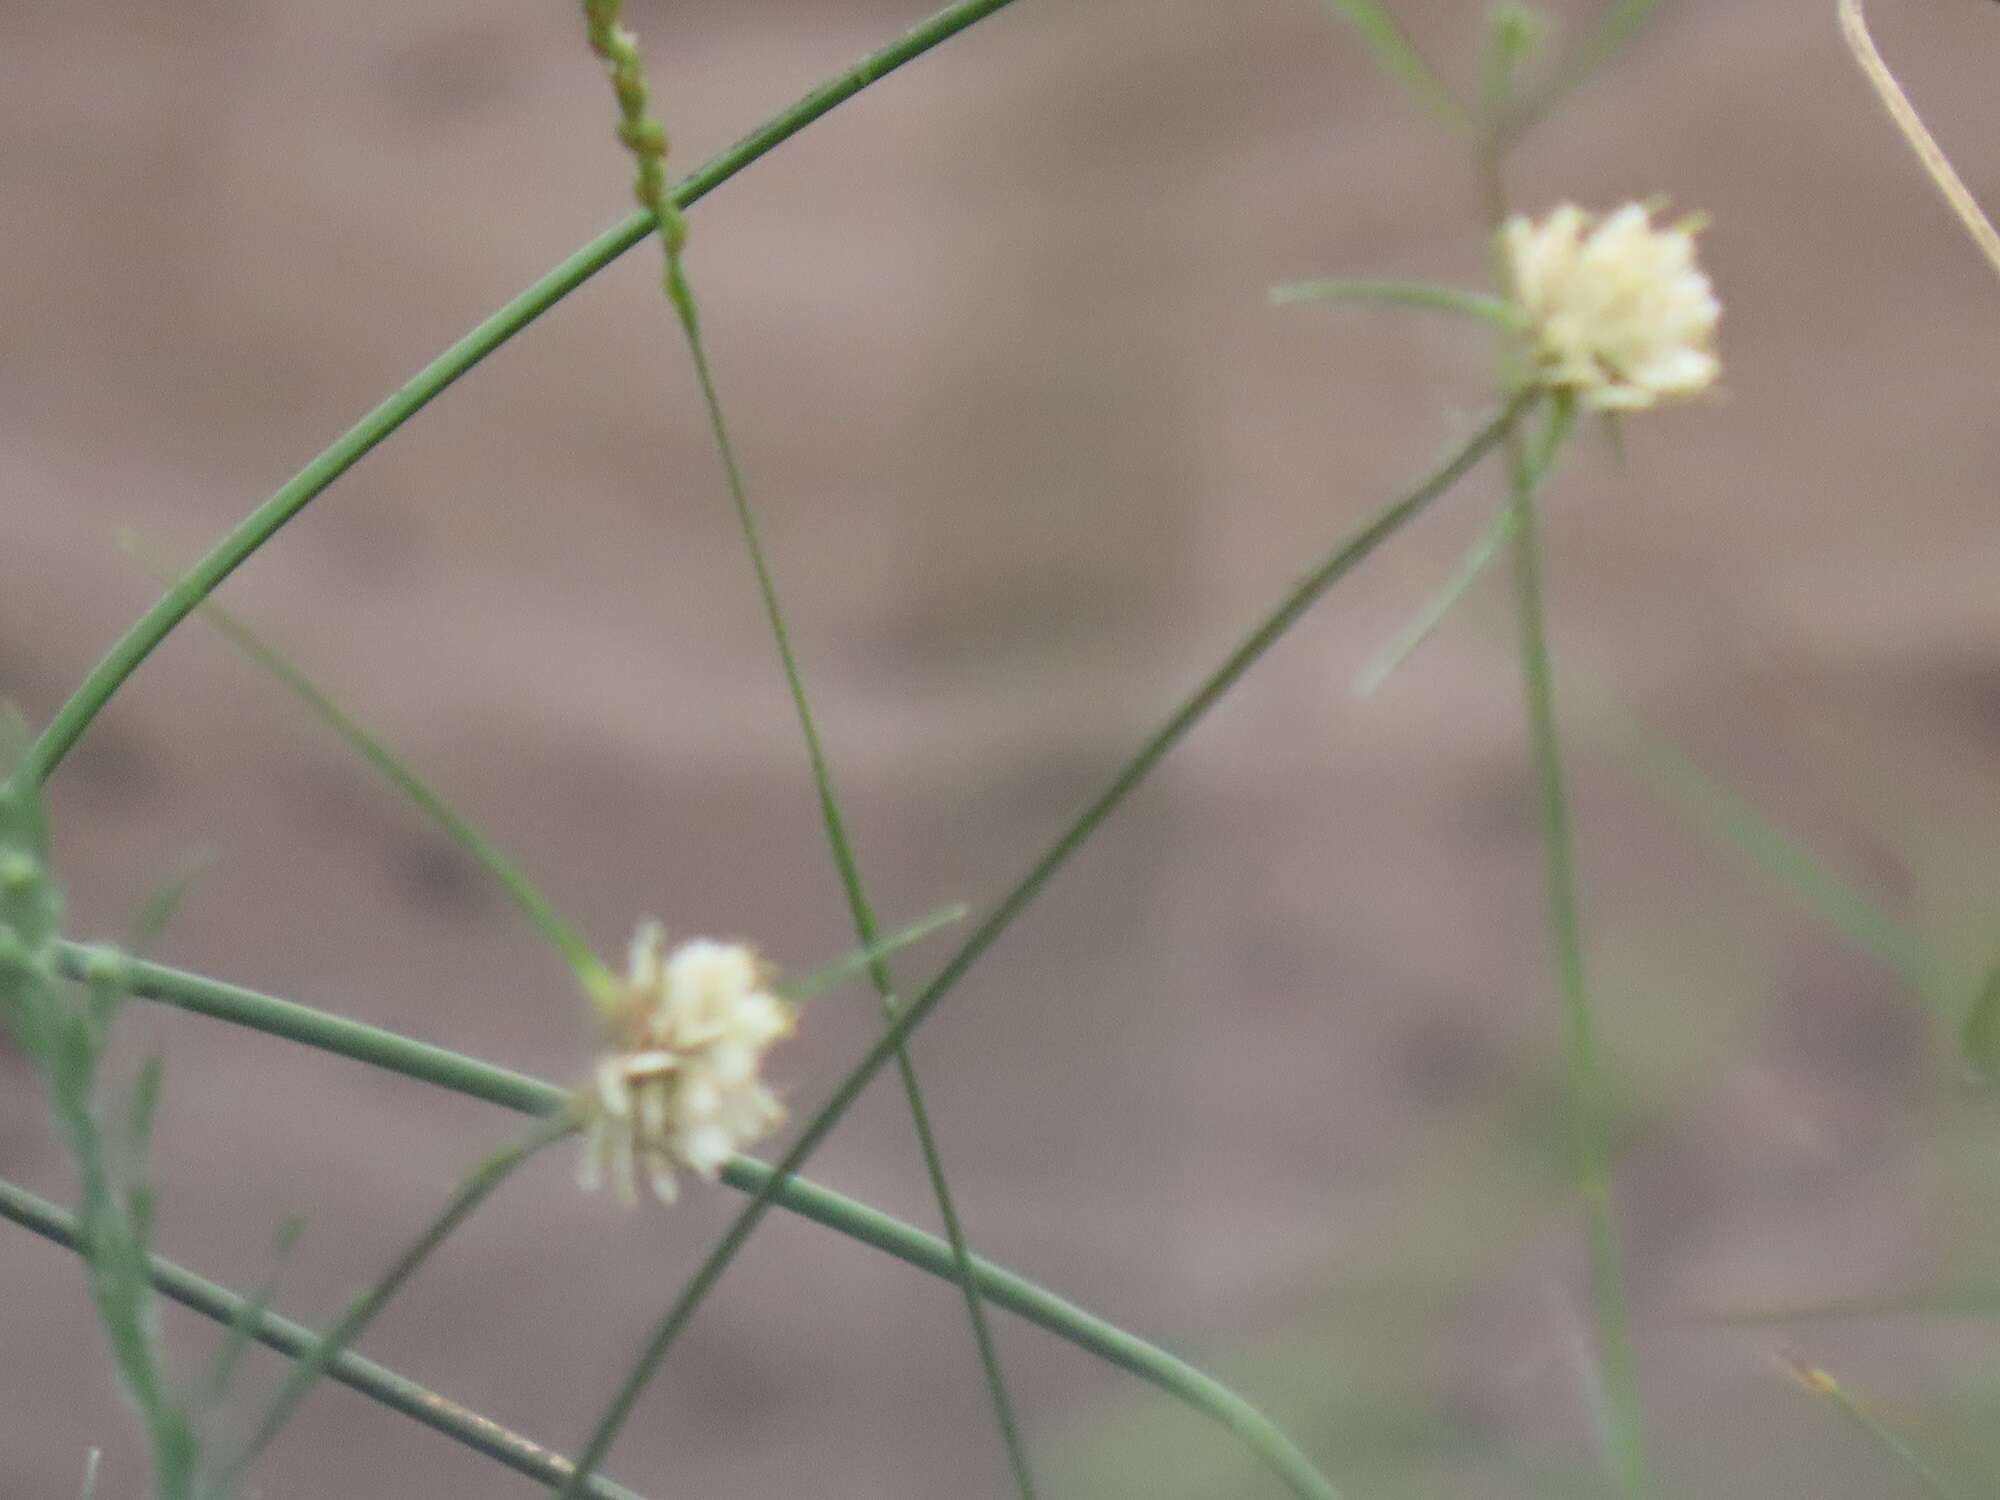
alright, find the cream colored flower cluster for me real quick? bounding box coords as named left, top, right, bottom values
left=578, top=922, right=794, bottom=1204
left=1502, top=202, right=1720, bottom=411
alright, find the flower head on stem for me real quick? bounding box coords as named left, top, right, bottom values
left=1502, top=201, right=1720, bottom=411
left=579, top=923, right=794, bottom=1205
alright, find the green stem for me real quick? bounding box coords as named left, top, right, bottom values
left=778, top=903, right=968, bottom=1003
left=127, top=535, right=963, bottom=1012
left=1497, top=0, right=1659, bottom=146
left=1602, top=712, right=1925, bottom=989
left=200, top=1214, right=305, bottom=1409
left=20, top=0, right=1027, bottom=788
left=1505, top=435, right=1650, bottom=1498
left=1270, top=280, right=1518, bottom=327
left=557, top=398, right=1527, bottom=1500
left=1316, top=0, right=1473, bottom=134
left=124, top=537, right=616, bottom=1001
left=1352, top=497, right=1515, bottom=697
left=215, top=1114, right=575, bottom=1492
left=1353, top=393, right=1570, bottom=697
left=670, top=287, right=1037, bottom=1495
left=0, top=1175, right=648, bottom=1500
left=47, top=940, right=1332, bottom=1500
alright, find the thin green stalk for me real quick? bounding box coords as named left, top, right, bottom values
left=1270, top=280, right=1517, bottom=327
left=1599, top=711, right=1925, bottom=988
left=52, top=943, right=561, bottom=1114
left=1354, top=392, right=1571, bottom=696
left=1353, top=497, right=1516, bottom=697
left=200, top=1215, right=306, bottom=1409
left=124, top=851, right=212, bottom=957
left=47, top=940, right=1338, bottom=1500
left=556, top=398, right=1527, bottom=1500
left=123, top=535, right=615, bottom=1002
left=669, top=277, right=1038, bottom=1497
left=1505, top=434, right=1649, bottom=1498
left=20, top=0, right=1027, bottom=788
left=0, top=1175, right=648, bottom=1500
left=215, top=1114, right=576, bottom=1492
left=1498, top=0, right=1658, bottom=145
left=125, top=532, right=961, bottom=1010
left=1781, top=1353, right=1969, bottom=1500
left=1479, top=1, right=1547, bottom=128
left=1316, top=0, right=1472, bottom=134
left=781, top=904, right=968, bottom=1002
left=576, top=0, right=1030, bottom=1464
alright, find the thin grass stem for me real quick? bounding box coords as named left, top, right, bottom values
left=213, top=1114, right=576, bottom=1492
left=1316, top=0, right=1473, bottom=134
left=1505, top=432, right=1650, bottom=1499
left=1271, top=280, right=1517, bottom=326
left=1479, top=1, right=1546, bottom=127
left=20, top=0, right=1027, bottom=787
left=1353, top=498, right=1516, bottom=697
left=122, top=535, right=616, bottom=1002
left=1354, top=390, right=1572, bottom=697
left=665, top=276, right=1038, bottom=1496
left=1499, top=0, right=1660, bottom=145
left=779, top=904, right=968, bottom=1002
left=1597, top=710, right=1926, bottom=989
left=555, top=398, right=1528, bottom=1500
left=200, top=1216, right=306, bottom=1410
left=0, top=1175, right=648, bottom=1500
left=126, top=529, right=959, bottom=1010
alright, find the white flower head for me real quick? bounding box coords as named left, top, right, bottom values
left=578, top=921, right=794, bottom=1205
left=1502, top=201, right=1721, bottom=411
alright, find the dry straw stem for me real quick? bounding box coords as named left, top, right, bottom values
left=1837, top=0, right=2000, bottom=282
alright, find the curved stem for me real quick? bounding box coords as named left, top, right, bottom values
left=51, top=939, right=1329, bottom=1498
left=557, top=398, right=1526, bottom=1500
left=0, top=1175, right=648, bottom=1500
left=21, top=0, right=1027, bottom=787
left=1837, top=0, right=2000, bottom=282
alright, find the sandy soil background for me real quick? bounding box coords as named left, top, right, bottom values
left=5, top=0, right=2000, bottom=1495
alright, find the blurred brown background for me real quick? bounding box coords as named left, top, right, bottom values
left=5, top=0, right=2000, bottom=1495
